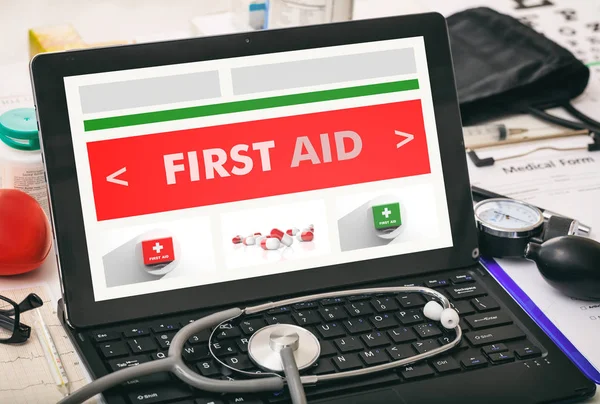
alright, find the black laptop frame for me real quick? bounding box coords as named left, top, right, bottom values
left=31, top=12, right=477, bottom=328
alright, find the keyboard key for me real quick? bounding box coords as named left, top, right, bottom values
left=451, top=274, right=474, bottom=284
left=108, top=355, right=149, bottom=372
left=267, top=306, right=291, bottom=315
left=482, top=343, right=508, bottom=356
left=151, top=352, right=167, bottom=360
left=151, top=323, right=180, bottom=333
left=397, top=309, right=423, bottom=325
left=225, top=355, right=255, bottom=370
left=347, top=295, right=371, bottom=302
left=465, top=312, right=512, bottom=330
left=183, top=345, right=210, bottom=362
left=400, top=363, right=435, bottom=379
left=425, top=278, right=449, bottom=288
left=188, top=330, right=210, bottom=345
left=369, top=313, right=397, bottom=329
left=438, top=335, right=466, bottom=349
left=334, top=337, right=363, bottom=353
left=388, top=327, right=417, bottom=343
left=412, top=339, right=440, bottom=354
left=123, top=328, right=149, bottom=338
left=155, top=332, right=176, bottom=349
left=461, top=355, right=488, bottom=369
left=240, top=319, right=266, bottom=335
left=128, top=385, right=192, bottom=403
left=319, top=306, right=348, bottom=321
left=211, top=341, right=238, bottom=356
left=414, top=323, right=442, bottom=338
left=371, top=297, right=399, bottom=313
left=236, top=337, right=250, bottom=353
left=361, top=332, right=390, bottom=348
left=99, top=342, right=129, bottom=358
left=396, top=294, right=426, bottom=308
left=359, top=349, right=388, bottom=366
left=265, top=314, right=294, bottom=325
left=345, top=302, right=373, bottom=317
left=196, top=399, right=225, bottom=404
left=471, top=296, right=500, bottom=312
left=197, top=361, right=221, bottom=377
left=465, top=325, right=525, bottom=346
left=123, top=372, right=171, bottom=388
left=292, top=310, right=321, bottom=326
left=432, top=356, right=461, bottom=373
left=450, top=300, right=475, bottom=316
left=342, top=318, right=371, bottom=334
left=488, top=351, right=515, bottom=364
left=227, top=395, right=263, bottom=404
left=312, top=359, right=335, bottom=375
left=446, top=284, right=485, bottom=300
left=128, top=337, right=158, bottom=354
left=515, top=345, right=542, bottom=359
left=293, top=301, right=317, bottom=310
left=319, top=340, right=337, bottom=356
left=321, top=297, right=345, bottom=306
left=332, top=354, right=362, bottom=371
left=216, top=327, right=242, bottom=340
left=316, top=323, right=345, bottom=339
left=92, top=331, right=120, bottom=342
left=386, top=344, right=414, bottom=360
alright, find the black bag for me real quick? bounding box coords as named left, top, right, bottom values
left=447, top=7, right=593, bottom=128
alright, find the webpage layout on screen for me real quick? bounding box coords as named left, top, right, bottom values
left=63, top=37, right=453, bottom=302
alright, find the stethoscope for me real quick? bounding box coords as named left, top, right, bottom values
left=59, top=286, right=460, bottom=404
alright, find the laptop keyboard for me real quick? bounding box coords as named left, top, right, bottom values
left=87, top=271, right=544, bottom=404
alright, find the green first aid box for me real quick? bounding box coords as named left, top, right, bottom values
left=372, top=202, right=402, bottom=230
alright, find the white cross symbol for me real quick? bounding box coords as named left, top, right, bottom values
left=152, top=242, right=164, bottom=254
left=381, top=207, right=392, bottom=219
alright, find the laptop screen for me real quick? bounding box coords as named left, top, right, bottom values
left=63, top=36, right=453, bottom=302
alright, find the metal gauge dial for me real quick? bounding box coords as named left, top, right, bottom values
left=474, top=198, right=544, bottom=257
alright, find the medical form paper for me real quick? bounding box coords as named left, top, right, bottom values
left=467, top=142, right=600, bottom=381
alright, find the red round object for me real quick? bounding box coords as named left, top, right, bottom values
left=298, top=231, right=314, bottom=242
left=270, top=228, right=284, bottom=240
left=0, top=189, right=52, bottom=275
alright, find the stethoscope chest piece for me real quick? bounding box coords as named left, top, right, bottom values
left=248, top=324, right=321, bottom=372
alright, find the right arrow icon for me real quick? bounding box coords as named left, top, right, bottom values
left=106, top=167, right=128, bottom=187
left=395, top=130, right=415, bottom=148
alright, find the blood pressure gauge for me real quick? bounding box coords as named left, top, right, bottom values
left=474, top=198, right=544, bottom=257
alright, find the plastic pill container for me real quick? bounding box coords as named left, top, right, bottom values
left=0, top=108, right=49, bottom=217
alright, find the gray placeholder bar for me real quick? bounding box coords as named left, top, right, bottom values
left=231, top=48, right=416, bottom=95
left=79, top=71, right=221, bottom=114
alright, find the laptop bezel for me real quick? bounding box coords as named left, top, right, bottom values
left=31, top=13, right=478, bottom=328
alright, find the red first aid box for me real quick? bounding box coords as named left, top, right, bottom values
left=141, top=237, right=175, bottom=266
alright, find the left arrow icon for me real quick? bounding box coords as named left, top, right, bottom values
left=106, top=167, right=128, bottom=186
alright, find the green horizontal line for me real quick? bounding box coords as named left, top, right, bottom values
left=587, top=61, right=600, bottom=67
left=83, top=79, right=420, bottom=131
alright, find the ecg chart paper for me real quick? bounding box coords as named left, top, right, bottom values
left=0, top=285, right=97, bottom=404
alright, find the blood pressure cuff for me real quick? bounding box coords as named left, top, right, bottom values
left=447, top=7, right=590, bottom=126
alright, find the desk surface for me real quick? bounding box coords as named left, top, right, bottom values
left=0, top=0, right=598, bottom=402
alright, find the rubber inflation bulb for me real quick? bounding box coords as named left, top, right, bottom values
left=525, top=235, right=600, bottom=300
left=423, top=301, right=443, bottom=321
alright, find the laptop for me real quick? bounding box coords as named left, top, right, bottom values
left=30, top=13, right=595, bottom=404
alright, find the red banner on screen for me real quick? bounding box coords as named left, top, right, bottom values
left=87, top=100, right=431, bottom=221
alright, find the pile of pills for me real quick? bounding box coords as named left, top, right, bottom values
left=232, top=225, right=315, bottom=250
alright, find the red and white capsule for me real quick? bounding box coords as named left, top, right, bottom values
left=286, top=228, right=299, bottom=236
left=307, top=224, right=314, bottom=232
left=243, top=236, right=256, bottom=246
left=296, top=230, right=314, bottom=242
left=271, top=228, right=293, bottom=247
left=261, top=236, right=281, bottom=250
left=232, top=235, right=243, bottom=244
